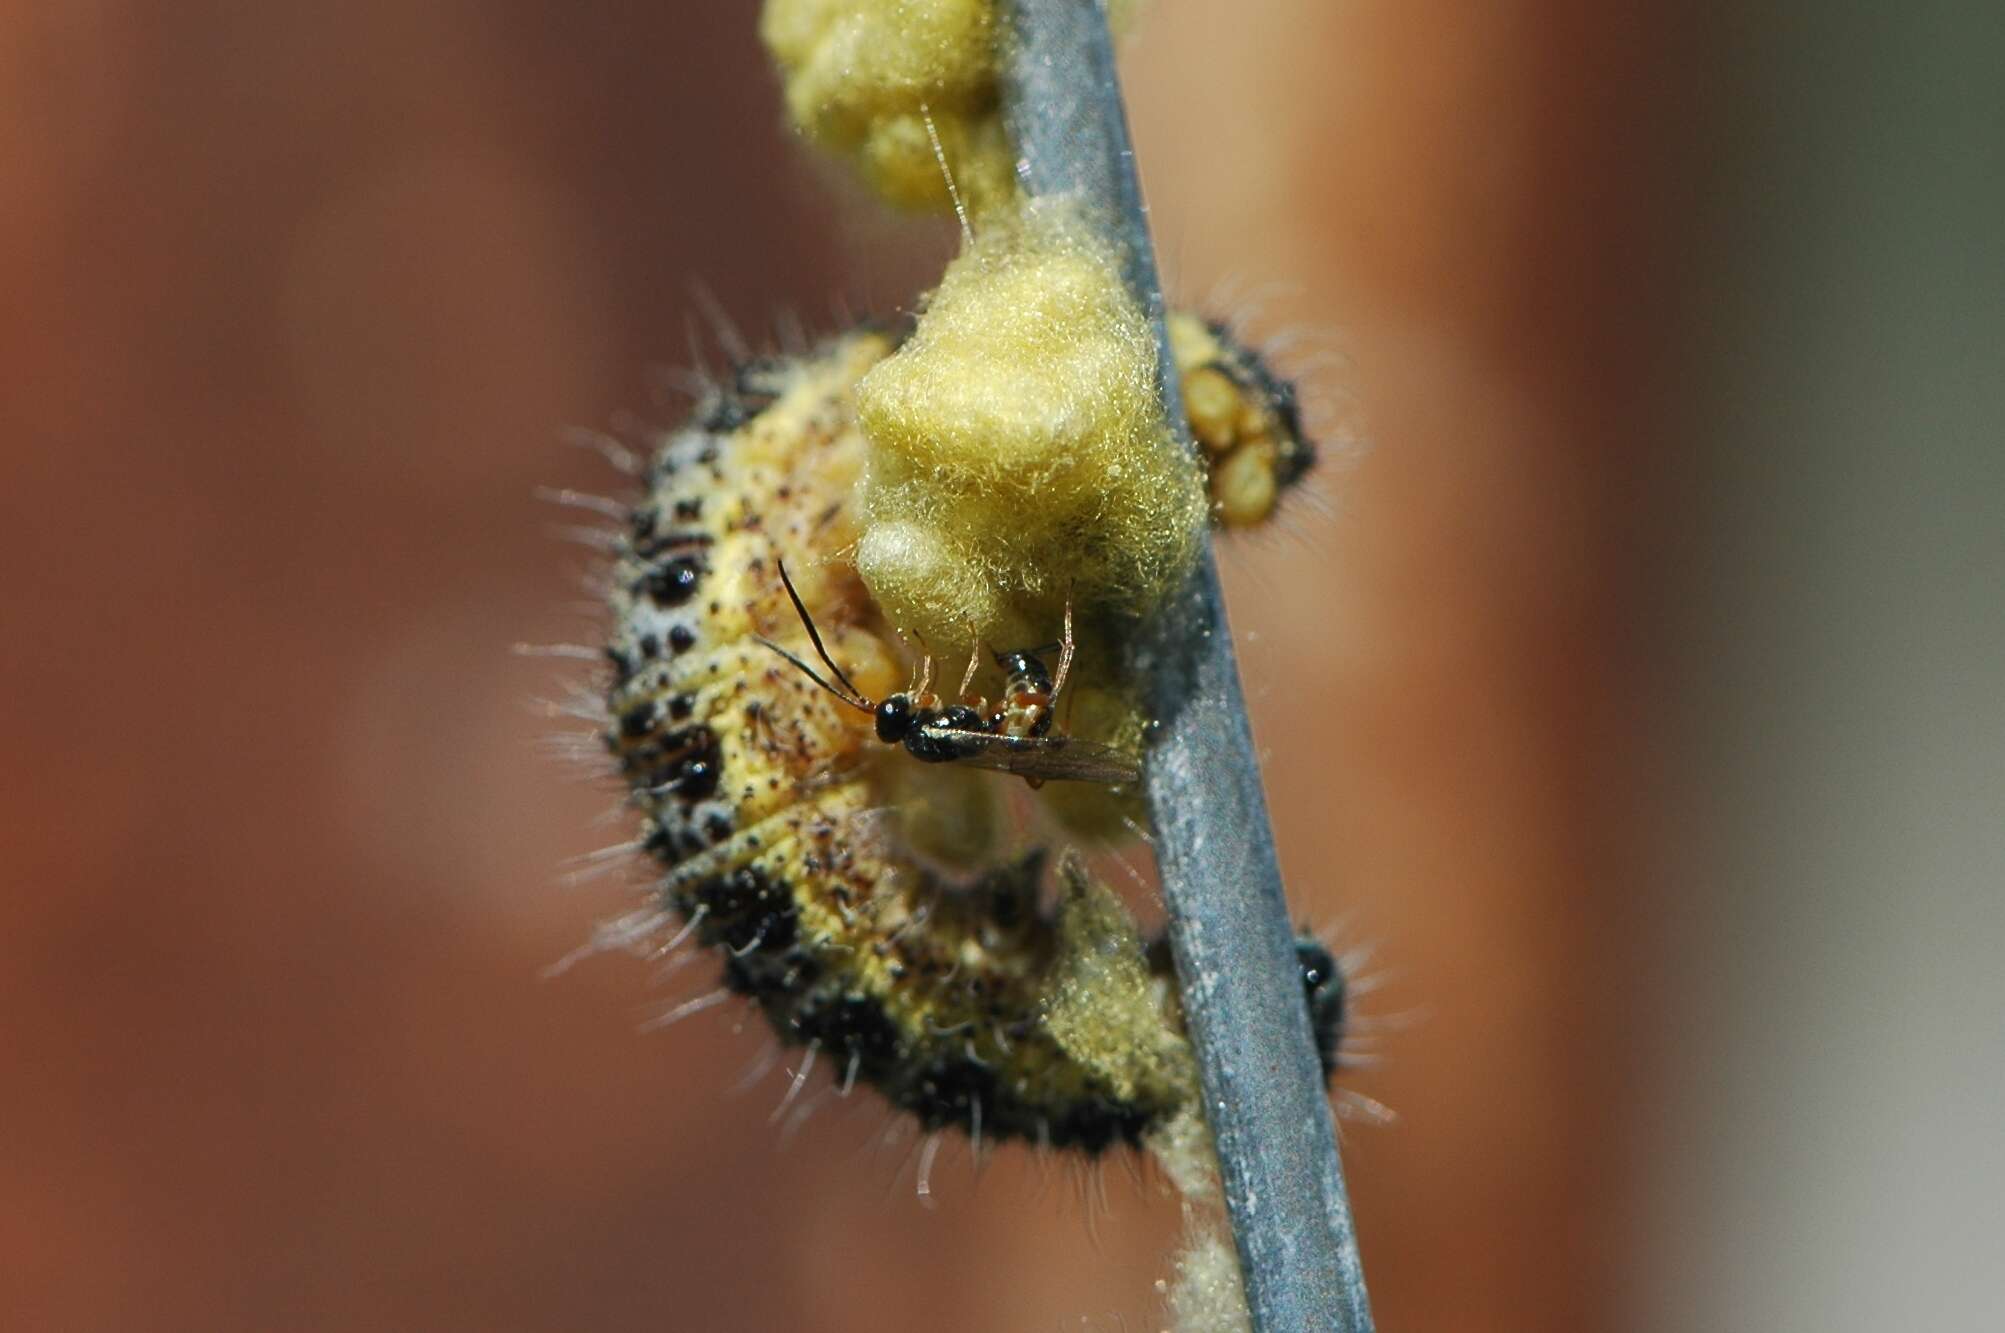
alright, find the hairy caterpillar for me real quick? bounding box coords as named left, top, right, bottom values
left=588, top=318, right=1336, bottom=1154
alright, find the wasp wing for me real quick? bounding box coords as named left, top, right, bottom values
left=917, top=727, right=1142, bottom=785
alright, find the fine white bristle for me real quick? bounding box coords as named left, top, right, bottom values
left=638, top=987, right=732, bottom=1033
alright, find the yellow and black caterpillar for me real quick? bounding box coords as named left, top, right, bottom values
left=596, top=321, right=1337, bottom=1153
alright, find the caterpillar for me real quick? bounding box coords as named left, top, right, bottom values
left=589, top=317, right=1338, bottom=1154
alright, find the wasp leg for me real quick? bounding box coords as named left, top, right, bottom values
left=1051, top=598, right=1077, bottom=702
left=957, top=626, right=985, bottom=705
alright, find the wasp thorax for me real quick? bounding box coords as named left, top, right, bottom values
left=936, top=703, right=984, bottom=731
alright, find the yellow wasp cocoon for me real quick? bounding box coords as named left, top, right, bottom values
left=759, top=0, right=1016, bottom=214
left=1041, top=852, right=1196, bottom=1113
left=854, top=201, right=1208, bottom=655
left=1162, top=1224, right=1255, bottom=1333
left=760, top=0, right=1147, bottom=215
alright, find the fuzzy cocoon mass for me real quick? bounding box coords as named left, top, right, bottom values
left=759, top=0, right=1148, bottom=215
left=759, top=0, right=1016, bottom=214
left=1163, top=1223, right=1255, bottom=1333
left=853, top=201, right=1209, bottom=655
left=1041, top=852, right=1197, bottom=1116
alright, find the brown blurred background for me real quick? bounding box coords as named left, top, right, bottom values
left=5, top=3, right=1999, bottom=1331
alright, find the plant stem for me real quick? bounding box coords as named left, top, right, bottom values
left=997, top=4, right=1374, bottom=1330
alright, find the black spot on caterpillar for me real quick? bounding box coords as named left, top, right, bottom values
left=590, top=324, right=1342, bottom=1154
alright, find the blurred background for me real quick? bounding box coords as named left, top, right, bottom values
left=4, top=2, right=1999, bottom=1329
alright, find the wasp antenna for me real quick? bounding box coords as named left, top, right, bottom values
left=774, top=559, right=867, bottom=702
left=920, top=103, right=975, bottom=248
left=754, top=636, right=873, bottom=715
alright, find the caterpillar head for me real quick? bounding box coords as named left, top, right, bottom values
left=1293, top=935, right=1349, bottom=1084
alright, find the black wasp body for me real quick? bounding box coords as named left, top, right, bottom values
left=872, top=645, right=1057, bottom=763
left=874, top=694, right=986, bottom=762
left=759, top=561, right=1138, bottom=787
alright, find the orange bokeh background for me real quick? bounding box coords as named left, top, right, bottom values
left=4, top=4, right=1730, bottom=1330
